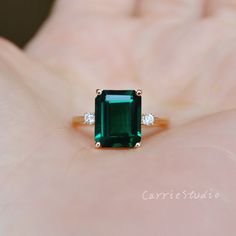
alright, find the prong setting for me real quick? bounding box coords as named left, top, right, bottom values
left=135, top=89, right=142, bottom=96
left=96, top=89, right=103, bottom=96
left=135, top=142, right=141, bottom=148
left=95, top=142, right=101, bottom=148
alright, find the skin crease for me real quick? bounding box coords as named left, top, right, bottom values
left=0, top=0, right=236, bottom=235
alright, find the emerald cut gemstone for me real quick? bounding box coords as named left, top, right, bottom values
left=95, top=90, right=141, bottom=148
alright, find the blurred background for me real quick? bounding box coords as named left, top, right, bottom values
left=0, top=0, right=54, bottom=47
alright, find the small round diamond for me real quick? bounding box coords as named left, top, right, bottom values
left=142, top=114, right=155, bottom=126
left=84, top=113, right=95, bottom=125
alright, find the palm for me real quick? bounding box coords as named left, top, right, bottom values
left=1, top=1, right=236, bottom=235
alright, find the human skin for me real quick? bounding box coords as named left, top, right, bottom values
left=0, top=0, right=236, bottom=235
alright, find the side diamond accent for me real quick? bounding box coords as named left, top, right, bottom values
left=142, top=114, right=155, bottom=126
left=84, top=113, right=95, bottom=125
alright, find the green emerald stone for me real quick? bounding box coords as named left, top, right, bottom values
left=95, top=90, right=141, bottom=148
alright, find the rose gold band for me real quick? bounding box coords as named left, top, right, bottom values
left=72, top=116, right=169, bottom=129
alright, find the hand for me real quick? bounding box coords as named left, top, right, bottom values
left=0, top=0, right=236, bottom=235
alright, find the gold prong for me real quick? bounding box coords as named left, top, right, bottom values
left=95, top=142, right=101, bottom=148
left=135, top=142, right=141, bottom=148
left=135, top=89, right=142, bottom=96
left=96, top=89, right=103, bottom=96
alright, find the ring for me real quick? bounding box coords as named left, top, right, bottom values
left=72, top=89, right=170, bottom=148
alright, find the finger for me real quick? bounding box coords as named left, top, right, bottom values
left=0, top=39, right=52, bottom=177
left=139, top=0, right=204, bottom=19
left=206, top=0, right=236, bottom=17
left=54, top=0, right=136, bottom=17
left=0, top=38, right=73, bottom=120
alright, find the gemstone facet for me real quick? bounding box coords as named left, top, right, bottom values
left=95, top=90, right=141, bottom=148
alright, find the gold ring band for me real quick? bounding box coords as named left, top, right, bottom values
left=72, top=115, right=169, bottom=129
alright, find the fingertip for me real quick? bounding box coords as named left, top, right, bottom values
left=54, top=0, right=136, bottom=17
